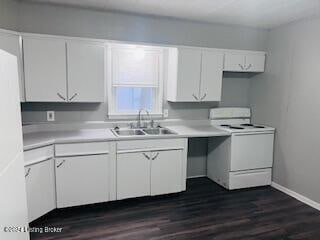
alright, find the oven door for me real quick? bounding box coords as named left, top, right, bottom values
left=230, top=132, right=274, bottom=171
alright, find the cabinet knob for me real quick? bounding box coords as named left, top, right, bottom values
left=56, top=160, right=66, bottom=168
left=25, top=168, right=31, bottom=178
left=142, top=153, right=150, bottom=160
left=57, top=93, right=66, bottom=101
left=151, top=152, right=160, bottom=160
left=245, top=64, right=252, bottom=70
left=69, top=93, right=78, bottom=101
left=192, top=94, right=199, bottom=101
left=200, top=93, right=207, bottom=101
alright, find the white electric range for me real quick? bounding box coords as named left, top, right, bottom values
left=207, top=108, right=275, bottom=190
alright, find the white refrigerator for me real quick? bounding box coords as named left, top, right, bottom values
left=0, top=49, right=29, bottom=239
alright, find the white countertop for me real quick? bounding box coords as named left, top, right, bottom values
left=23, top=125, right=230, bottom=151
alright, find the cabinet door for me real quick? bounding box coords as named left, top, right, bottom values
left=117, top=152, right=151, bottom=200
left=150, top=150, right=183, bottom=196
left=24, top=159, right=56, bottom=222
left=55, top=154, right=109, bottom=208
left=245, top=54, right=265, bottom=72
left=67, top=41, right=105, bottom=102
left=224, top=53, right=245, bottom=72
left=200, top=51, right=223, bottom=101
left=175, top=48, right=202, bottom=101
left=23, top=37, right=67, bottom=102
left=0, top=32, right=24, bottom=102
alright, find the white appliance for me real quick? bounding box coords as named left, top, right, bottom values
left=207, top=107, right=275, bottom=190
left=0, top=50, right=29, bottom=240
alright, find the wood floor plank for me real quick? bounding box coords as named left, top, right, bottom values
left=29, top=178, right=320, bottom=240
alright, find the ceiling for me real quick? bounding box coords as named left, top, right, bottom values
left=22, top=0, right=320, bottom=29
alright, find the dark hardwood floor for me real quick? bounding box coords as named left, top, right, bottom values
left=30, top=178, right=320, bottom=240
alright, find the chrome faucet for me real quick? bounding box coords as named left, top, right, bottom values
left=137, top=109, right=153, bottom=128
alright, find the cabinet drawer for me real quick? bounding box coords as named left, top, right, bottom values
left=117, top=138, right=186, bottom=152
left=24, top=145, right=54, bottom=166
left=229, top=168, right=272, bottom=190
left=55, top=142, right=110, bottom=157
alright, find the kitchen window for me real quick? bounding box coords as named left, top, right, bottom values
left=107, top=44, right=164, bottom=118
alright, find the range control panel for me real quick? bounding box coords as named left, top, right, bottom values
left=210, top=108, right=251, bottom=119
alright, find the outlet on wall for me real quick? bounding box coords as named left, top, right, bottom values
left=47, top=111, right=55, bottom=121
left=163, top=109, right=169, bottom=118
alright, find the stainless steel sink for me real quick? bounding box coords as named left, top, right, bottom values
left=143, top=128, right=177, bottom=135
left=112, top=129, right=145, bottom=137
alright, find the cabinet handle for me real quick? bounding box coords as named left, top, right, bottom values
left=25, top=168, right=31, bottom=178
left=142, top=153, right=150, bottom=160
left=56, top=160, right=66, bottom=168
left=245, top=64, right=252, bottom=70
left=151, top=152, right=159, bottom=160
left=69, top=93, right=78, bottom=101
left=200, top=93, right=207, bottom=101
left=57, top=93, right=66, bottom=101
left=192, top=94, right=199, bottom=100
left=238, top=64, right=244, bottom=70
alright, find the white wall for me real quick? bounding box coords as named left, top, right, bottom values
left=250, top=17, right=320, bottom=203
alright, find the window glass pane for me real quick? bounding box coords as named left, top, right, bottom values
left=115, top=87, right=154, bottom=112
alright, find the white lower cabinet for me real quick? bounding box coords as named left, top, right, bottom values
left=24, top=159, right=56, bottom=222
left=150, top=150, right=183, bottom=196
left=23, top=139, right=186, bottom=217
left=117, top=152, right=151, bottom=200
left=116, top=139, right=187, bottom=200
left=55, top=154, right=109, bottom=208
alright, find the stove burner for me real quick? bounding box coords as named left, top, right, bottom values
left=241, top=124, right=254, bottom=126
left=229, top=126, right=244, bottom=129
left=220, top=124, right=231, bottom=127
left=254, top=126, right=265, bottom=128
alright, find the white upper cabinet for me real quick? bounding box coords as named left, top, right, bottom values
left=167, top=48, right=224, bottom=102
left=167, top=48, right=202, bottom=102
left=24, top=37, right=67, bottom=102
left=200, top=51, right=224, bottom=101
left=0, top=31, right=25, bottom=102
left=23, top=35, right=106, bottom=102
left=245, top=54, right=265, bottom=72
left=67, top=41, right=105, bottom=102
left=223, top=53, right=245, bottom=72
left=224, top=52, right=265, bottom=72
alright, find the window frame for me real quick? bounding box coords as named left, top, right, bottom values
left=107, top=43, right=164, bottom=119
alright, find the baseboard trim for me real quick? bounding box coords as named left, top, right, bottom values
left=187, top=175, right=206, bottom=179
left=271, top=182, right=320, bottom=211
